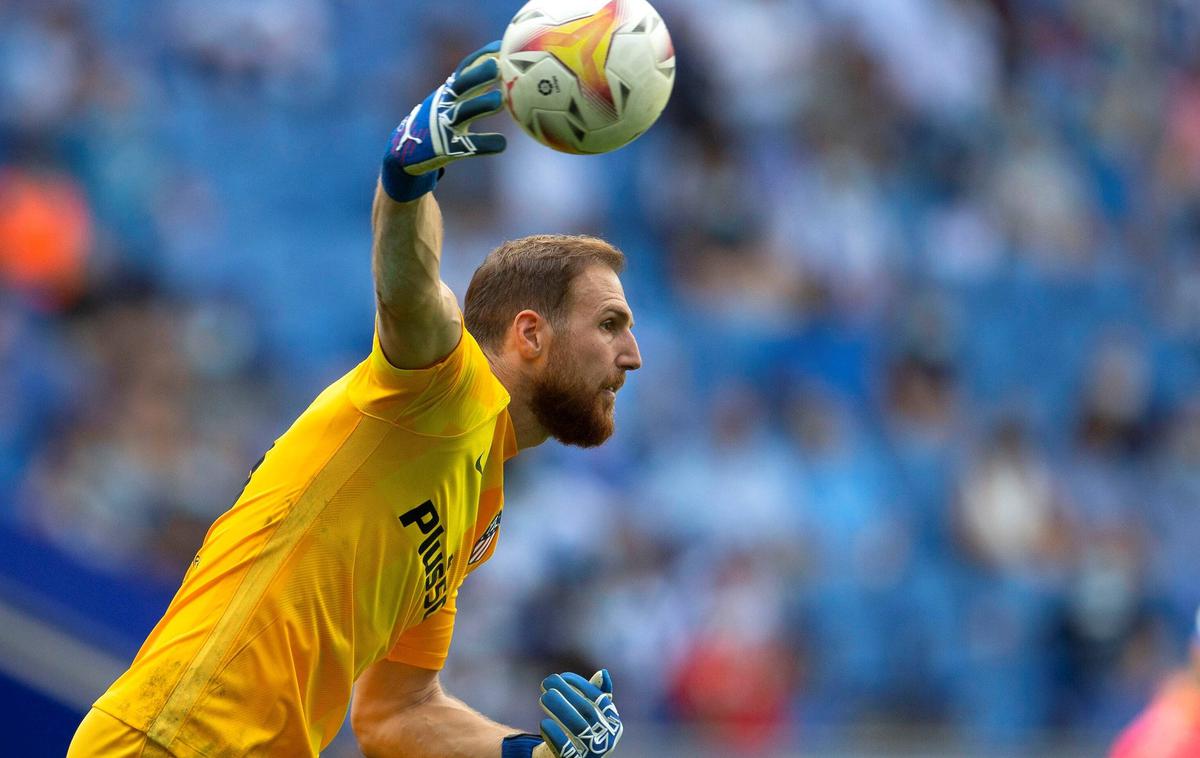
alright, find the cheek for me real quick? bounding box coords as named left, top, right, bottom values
left=588, top=345, right=615, bottom=380
left=562, top=337, right=605, bottom=373
left=588, top=334, right=617, bottom=365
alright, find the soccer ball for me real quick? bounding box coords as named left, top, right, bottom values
left=499, top=0, right=676, bottom=155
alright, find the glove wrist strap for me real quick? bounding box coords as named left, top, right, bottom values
left=501, top=733, right=544, bottom=758
left=380, top=161, right=442, bottom=203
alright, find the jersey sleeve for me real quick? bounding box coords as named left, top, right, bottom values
left=385, top=589, right=459, bottom=671
left=347, top=324, right=509, bottom=436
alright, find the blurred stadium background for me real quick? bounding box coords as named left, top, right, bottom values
left=3, top=0, right=1200, bottom=755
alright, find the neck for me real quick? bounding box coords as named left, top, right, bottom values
left=486, top=352, right=550, bottom=451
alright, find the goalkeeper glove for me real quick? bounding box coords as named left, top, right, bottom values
left=539, top=670, right=623, bottom=757
left=501, top=671, right=624, bottom=758
left=381, top=41, right=507, bottom=202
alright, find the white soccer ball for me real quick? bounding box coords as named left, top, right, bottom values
left=499, top=0, right=676, bottom=155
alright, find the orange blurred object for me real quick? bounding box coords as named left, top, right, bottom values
left=1111, top=673, right=1200, bottom=758
left=0, top=168, right=93, bottom=308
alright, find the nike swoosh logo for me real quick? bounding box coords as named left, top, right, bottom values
left=475, top=452, right=485, bottom=474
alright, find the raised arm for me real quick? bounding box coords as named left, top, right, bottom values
left=372, top=42, right=507, bottom=368
left=371, top=189, right=460, bottom=368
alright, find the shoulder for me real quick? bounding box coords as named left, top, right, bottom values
left=348, top=322, right=510, bottom=435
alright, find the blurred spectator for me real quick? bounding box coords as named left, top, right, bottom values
left=1075, top=334, right=1155, bottom=461
left=0, top=2, right=91, bottom=135
left=667, top=551, right=796, bottom=754
left=953, top=420, right=1068, bottom=578
left=166, top=0, right=334, bottom=100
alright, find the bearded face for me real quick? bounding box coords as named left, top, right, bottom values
left=529, top=332, right=623, bottom=448
left=520, top=264, right=640, bottom=448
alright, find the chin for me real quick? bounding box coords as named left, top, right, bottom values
left=532, top=383, right=618, bottom=448
left=552, top=409, right=614, bottom=448
left=555, top=425, right=613, bottom=449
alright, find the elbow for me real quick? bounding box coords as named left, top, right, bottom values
left=351, top=697, right=386, bottom=758
left=351, top=660, right=445, bottom=757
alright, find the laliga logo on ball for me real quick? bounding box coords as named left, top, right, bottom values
left=499, top=0, right=676, bottom=154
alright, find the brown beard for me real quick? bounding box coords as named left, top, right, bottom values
left=530, top=343, right=615, bottom=448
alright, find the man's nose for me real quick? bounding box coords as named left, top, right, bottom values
left=618, top=333, right=642, bottom=371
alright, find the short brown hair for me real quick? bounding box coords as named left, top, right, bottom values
left=464, top=234, right=625, bottom=350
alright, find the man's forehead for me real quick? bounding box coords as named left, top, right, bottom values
left=570, top=266, right=629, bottom=310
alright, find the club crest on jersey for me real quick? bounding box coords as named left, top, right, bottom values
left=468, top=512, right=502, bottom=565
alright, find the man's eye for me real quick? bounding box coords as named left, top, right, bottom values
left=601, top=320, right=615, bottom=331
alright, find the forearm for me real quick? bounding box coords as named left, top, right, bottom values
left=369, top=40, right=504, bottom=366
left=356, top=687, right=518, bottom=758
left=371, top=180, right=444, bottom=315
left=369, top=180, right=460, bottom=368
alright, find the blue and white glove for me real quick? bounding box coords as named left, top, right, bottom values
left=499, top=670, right=623, bottom=758
left=539, top=670, right=623, bottom=758
left=380, top=41, right=507, bottom=202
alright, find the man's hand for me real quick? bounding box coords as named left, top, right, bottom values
left=381, top=41, right=507, bottom=202
left=537, top=670, right=624, bottom=758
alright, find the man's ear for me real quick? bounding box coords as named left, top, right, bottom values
left=511, top=309, right=552, bottom=360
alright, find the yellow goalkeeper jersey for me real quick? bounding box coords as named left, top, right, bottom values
left=93, top=327, right=516, bottom=757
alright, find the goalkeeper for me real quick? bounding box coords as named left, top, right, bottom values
left=68, top=42, right=640, bottom=758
